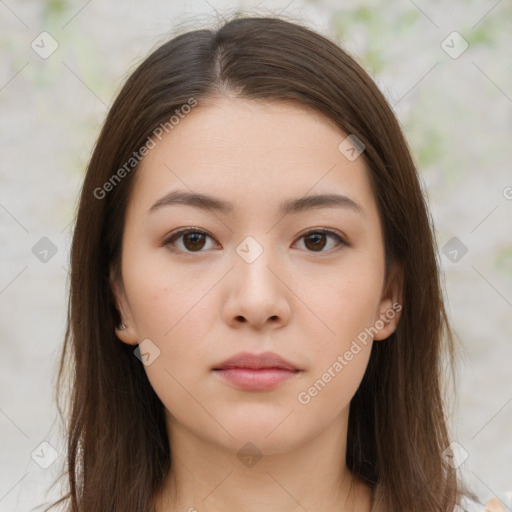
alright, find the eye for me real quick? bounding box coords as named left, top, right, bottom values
left=163, top=227, right=348, bottom=254
left=163, top=228, right=218, bottom=253
left=294, top=228, right=348, bottom=253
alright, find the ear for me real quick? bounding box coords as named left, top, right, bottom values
left=373, top=263, right=403, bottom=341
left=110, top=269, right=139, bottom=346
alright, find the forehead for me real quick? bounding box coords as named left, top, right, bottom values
left=129, top=97, right=375, bottom=217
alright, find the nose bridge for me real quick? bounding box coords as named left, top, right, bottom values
left=225, top=233, right=291, bottom=327
left=234, top=234, right=280, bottom=293
left=235, top=233, right=269, bottom=266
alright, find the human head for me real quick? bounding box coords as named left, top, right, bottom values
left=50, top=14, right=464, bottom=512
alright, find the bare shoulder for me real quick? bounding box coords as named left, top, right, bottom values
left=481, top=496, right=508, bottom=511
left=460, top=494, right=498, bottom=511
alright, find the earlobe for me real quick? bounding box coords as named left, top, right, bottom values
left=373, top=264, right=404, bottom=341
left=110, top=271, right=139, bottom=346
left=373, top=299, right=402, bottom=340
left=114, top=323, right=139, bottom=346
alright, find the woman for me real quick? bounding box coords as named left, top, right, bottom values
left=45, top=14, right=485, bottom=512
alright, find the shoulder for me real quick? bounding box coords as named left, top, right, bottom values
left=459, top=495, right=486, bottom=511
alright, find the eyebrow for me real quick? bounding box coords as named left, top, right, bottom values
left=148, top=189, right=363, bottom=216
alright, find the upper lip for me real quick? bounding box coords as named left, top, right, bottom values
left=213, top=351, right=300, bottom=371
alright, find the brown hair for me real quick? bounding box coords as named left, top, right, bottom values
left=44, top=13, right=472, bottom=512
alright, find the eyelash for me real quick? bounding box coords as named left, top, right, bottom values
left=163, top=227, right=349, bottom=255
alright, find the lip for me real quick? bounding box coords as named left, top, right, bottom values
left=212, top=351, right=302, bottom=391
left=213, top=351, right=300, bottom=371
left=213, top=368, right=300, bottom=391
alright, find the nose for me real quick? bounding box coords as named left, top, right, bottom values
left=221, top=247, right=292, bottom=330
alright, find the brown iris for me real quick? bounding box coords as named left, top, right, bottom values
left=303, top=232, right=327, bottom=251
left=183, top=232, right=207, bottom=251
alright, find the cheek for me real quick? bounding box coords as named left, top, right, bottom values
left=295, top=252, right=383, bottom=402
left=122, top=253, right=220, bottom=419
left=293, top=270, right=378, bottom=424
left=123, top=245, right=218, bottom=340
left=300, top=254, right=384, bottom=347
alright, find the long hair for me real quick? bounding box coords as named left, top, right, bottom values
left=44, top=14, right=470, bottom=511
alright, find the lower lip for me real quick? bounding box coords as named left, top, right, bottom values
left=213, top=368, right=300, bottom=390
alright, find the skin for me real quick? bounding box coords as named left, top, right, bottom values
left=112, top=97, right=402, bottom=512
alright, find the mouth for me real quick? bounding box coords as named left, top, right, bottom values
left=212, top=351, right=302, bottom=391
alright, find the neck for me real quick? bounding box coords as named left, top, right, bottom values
left=154, top=411, right=372, bottom=512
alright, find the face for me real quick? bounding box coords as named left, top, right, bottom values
left=113, top=97, right=401, bottom=455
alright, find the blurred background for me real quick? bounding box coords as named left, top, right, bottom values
left=0, top=0, right=511, bottom=510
